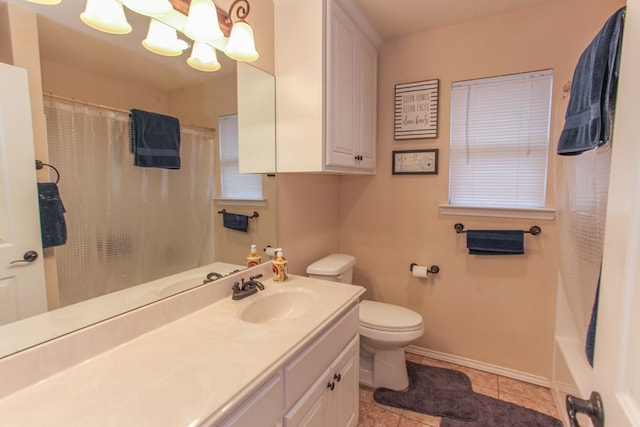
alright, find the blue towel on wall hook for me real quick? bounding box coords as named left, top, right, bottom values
left=466, top=230, right=525, bottom=255
left=37, top=182, right=67, bottom=248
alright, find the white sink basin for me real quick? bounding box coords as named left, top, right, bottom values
left=239, top=290, right=315, bottom=324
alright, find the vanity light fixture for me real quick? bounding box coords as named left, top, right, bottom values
left=183, top=0, right=224, bottom=42
left=187, top=41, right=221, bottom=72
left=80, top=0, right=132, bottom=34
left=23, top=0, right=260, bottom=72
left=142, top=19, right=189, bottom=57
left=224, top=0, right=259, bottom=61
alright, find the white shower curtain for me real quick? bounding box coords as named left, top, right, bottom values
left=44, top=97, right=215, bottom=307
left=555, top=143, right=611, bottom=348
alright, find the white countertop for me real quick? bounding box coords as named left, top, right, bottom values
left=0, top=272, right=364, bottom=426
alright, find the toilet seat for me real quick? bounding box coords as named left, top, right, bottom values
left=359, top=300, right=423, bottom=332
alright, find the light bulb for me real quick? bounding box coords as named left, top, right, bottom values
left=80, top=0, right=132, bottom=35
left=187, top=41, right=221, bottom=72
left=225, top=21, right=259, bottom=62
left=183, top=0, right=224, bottom=42
left=142, top=19, right=189, bottom=57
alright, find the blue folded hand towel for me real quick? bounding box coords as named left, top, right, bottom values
left=223, top=212, right=249, bottom=232
left=37, top=182, right=67, bottom=248
left=557, top=7, right=625, bottom=155
left=466, top=230, right=524, bottom=255
left=130, top=109, right=181, bottom=169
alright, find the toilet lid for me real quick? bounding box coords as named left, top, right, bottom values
left=359, top=300, right=423, bottom=332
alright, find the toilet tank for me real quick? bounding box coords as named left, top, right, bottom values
left=306, top=253, right=356, bottom=284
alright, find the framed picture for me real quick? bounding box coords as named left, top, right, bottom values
left=394, top=79, right=439, bottom=140
left=392, top=149, right=439, bottom=175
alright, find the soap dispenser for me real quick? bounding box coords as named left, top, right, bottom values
left=272, top=248, right=288, bottom=282
left=246, top=244, right=261, bottom=267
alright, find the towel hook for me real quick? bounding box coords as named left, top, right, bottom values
left=35, top=160, right=60, bottom=184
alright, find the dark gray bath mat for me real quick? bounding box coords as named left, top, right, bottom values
left=440, top=393, right=563, bottom=427
left=373, top=361, right=478, bottom=421
left=374, top=361, right=563, bottom=427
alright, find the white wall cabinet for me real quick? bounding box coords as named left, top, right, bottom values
left=275, top=0, right=379, bottom=174
left=217, top=305, right=360, bottom=426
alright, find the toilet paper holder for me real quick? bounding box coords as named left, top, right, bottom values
left=409, top=263, right=440, bottom=275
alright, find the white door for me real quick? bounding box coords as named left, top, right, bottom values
left=577, top=1, right=640, bottom=426
left=0, top=62, right=47, bottom=325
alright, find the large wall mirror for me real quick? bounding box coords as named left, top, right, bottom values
left=0, top=0, right=276, bottom=358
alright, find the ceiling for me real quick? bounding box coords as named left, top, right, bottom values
left=353, top=0, right=556, bottom=40
left=4, top=0, right=557, bottom=91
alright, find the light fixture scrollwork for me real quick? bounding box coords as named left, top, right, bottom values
left=22, top=0, right=260, bottom=72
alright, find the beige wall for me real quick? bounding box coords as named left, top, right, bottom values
left=277, top=174, right=342, bottom=272
left=277, top=0, right=625, bottom=379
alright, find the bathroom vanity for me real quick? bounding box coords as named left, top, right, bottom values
left=0, top=263, right=365, bottom=426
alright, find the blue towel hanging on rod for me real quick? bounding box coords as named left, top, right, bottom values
left=130, top=109, right=181, bottom=169
left=466, top=230, right=525, bottom=255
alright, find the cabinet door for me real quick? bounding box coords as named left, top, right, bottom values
left=355, top=36, right=377, bottom=171
left=284, top=367, right=331, bottom=427
left=326, top=0, right=377, bottom=173
left=328, top=336, right=360, bottom=427
left=326, top=0, right=358, bottom=169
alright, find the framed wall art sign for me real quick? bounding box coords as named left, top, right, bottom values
left=394, top=79, right=439, bottom=140
left=392, top=149, right=439, bottom=175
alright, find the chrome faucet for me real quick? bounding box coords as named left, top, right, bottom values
left=232, top=275, right=264, bottom=300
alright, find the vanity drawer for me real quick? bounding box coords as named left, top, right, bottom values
left=284, top=304, right=359, bottom=406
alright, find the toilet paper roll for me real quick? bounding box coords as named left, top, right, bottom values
left=263, top=246, right=278, bottom=257
left=411, top=265, right=430, bottom=278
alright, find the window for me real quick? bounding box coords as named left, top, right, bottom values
left=218, top=115, right=263, bottom=200
left=448, top=70, right=553, bottom=209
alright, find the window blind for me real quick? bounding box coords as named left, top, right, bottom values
left=449, top=70, right=553, bottom=208
left=219, top=115, right=263, bottom=200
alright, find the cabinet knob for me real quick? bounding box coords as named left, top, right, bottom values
left=327, top=381, right=335, bottom=391
left=333, top=373, right=342, bottom=382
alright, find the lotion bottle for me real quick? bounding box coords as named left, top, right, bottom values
left=246, top=244, right=261, bottom=267
left=272, top=249, right=288, bottom=282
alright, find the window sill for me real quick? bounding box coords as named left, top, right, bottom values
left=214, top=198, right=267, bottom=207
left=438, top=204, right=556, bottom=220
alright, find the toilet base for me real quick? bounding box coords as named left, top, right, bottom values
left=359, top=345, right=409, bottom=391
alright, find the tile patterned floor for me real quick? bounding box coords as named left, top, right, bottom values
left=357, top=352, right=562, bottom=427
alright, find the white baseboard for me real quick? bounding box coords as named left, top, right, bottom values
left=406, top=345, right=551, bottom=388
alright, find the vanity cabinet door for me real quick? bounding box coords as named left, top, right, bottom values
left=284, top=335, right=359, bottom=427
left=327, top=336, right=359, bottom=427
left=284, top=367, right=331, bottom=427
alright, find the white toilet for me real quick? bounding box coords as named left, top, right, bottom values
left=307, top=253, right=424, bottom=390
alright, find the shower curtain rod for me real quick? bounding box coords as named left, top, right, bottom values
left=43, top=93, right=217, bottom=134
